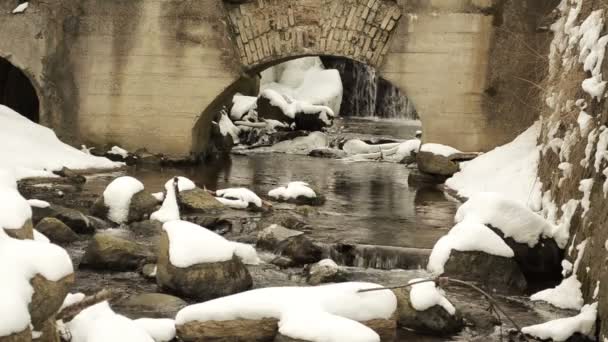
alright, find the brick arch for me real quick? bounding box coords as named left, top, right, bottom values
left=224, top=0, right=402, bottom=72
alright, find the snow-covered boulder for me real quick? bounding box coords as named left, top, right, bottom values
left=416, top=144, right=463, bottom=177
left=156, top=221, right=255, bottom=301
left=268, top=181, right=324, bottom=206
left=305, top=259, right=346, bottom=285
left=215, top=187, right=263, bottom=210
left=392, top=280, right=463, bottom=335
left=257, top=89, right=335, bottom=131
left=175, top=282, right=397, bottom=342
left=80, top=233, right=155, bottom=271
left=91, top=176, right=158, bottom=224
left=34, top=217, right=78, bottom=244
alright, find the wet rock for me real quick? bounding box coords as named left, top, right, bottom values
left=305, top=259, right=347, bottom=285
left=80, top=233, right=155, bottom=271
left=34, top=217, right=78, bottom=244
left=443, top=250, right=527, bottom=293
left=308, top=147, right=347, bottom=159
left=256, top=224, right=304, bottom=251
left=156, top=230, right=253, bottom=301
left=0, top=328, right=31, bottom=342
left=393, top=287, right=464, bottom=335
left=32, top=204, right=96, bottom=234
left=134, top=148, right=162, bottom=165
left=208, top=121, right=235, bottom=155
left=52, top=167, right=86, bottom=184
left=115, top=293, right=187, bottom=319
left=294, top=111, right=331, bottom=131
left=270, top=256, right=295, bottom=268
left=177, top=318, right=279, bottom=342
left=4, top=219, right=34, bottom=240
left=489, top=226, right=563, bottom=286
left=416, top=151, right=460, bottom=177
left=327, top=243, right=430, bottom=270
left=90, top=190, right=158, bottom=224
left=407, top=169, right=448, bottom=186
left=179, top=188, right=224, bottom=212
left=30, top=274, right=74, bottom=330
left=257, top=212, right=310, bottom=232
left=276, top=234, right=324, bottom=266
left=129, top=219, right=163, bottom=237
left=141, top=264, right=157, bottom=279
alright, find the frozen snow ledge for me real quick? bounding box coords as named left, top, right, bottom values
left=175, top=282, right=397, bottom=342
left=522, top=302, right=597, bottom=342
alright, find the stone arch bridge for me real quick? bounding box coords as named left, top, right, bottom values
left=0, top=0, right=556, bottom=157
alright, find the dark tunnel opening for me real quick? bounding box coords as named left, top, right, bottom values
left=0, top=57, right=39, bottom=122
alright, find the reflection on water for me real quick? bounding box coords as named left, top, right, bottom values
left=127, top=152, right=456, bottom=249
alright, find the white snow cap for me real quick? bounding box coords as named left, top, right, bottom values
left=176, top=282, right=396, bottom=342
left=0, top=105, right=119, bottom=181
left=103, top=176, right=145, bottom=224
left=521, top=303, right=597, bottom=342
left=427, top=221, right=514, bottom=275
left=408, top=279, right=456, bottom=315
left=420, top=143, right=461, bottom=157
left=0, top=228, right=73, bottom=337
left=150, top=177, right=196, bottom=223
left=268, top=181, right=316, bottom=200
left=27, top=199, right=50, bottom=208
left=67, top=302, right=155, bottom=342
left=107, top=146, right=129, bottom=159
left=216, top=187, right=262, bottom=209
left=163, top=220, right=260, bottom=267
left=455, top=192, right=554, bottom=247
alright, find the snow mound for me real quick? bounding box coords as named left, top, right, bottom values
left=268, top=181, right=316, bottom=200
left=0, top=105, right=119, bottom=181
left=0, top=187, right=32, bottom=231
left=134, top=319, right=176, bottom=342
left=521, top=302, right=597, bottom=342
left=176, top=282, right=396, bottom=342
left=151, top=177, right=195, bottom=223
left=0, top=228, right=73, bottom=337
left=446, top=121, right=541, bottom=206
left=216, top=188, right=262, bottom=209
left=163, top=220, right=260, bottom=267
left=420, top=143, right=461, bottom=157
left=455, top=192, right=554, bottom=247
left=67, top=302, right=154, bottom=342
left=103, top=176, right=144, bottom=224
left=408, top=279, right=456, bottom=315
left=427, top=221, right=514, bottom=275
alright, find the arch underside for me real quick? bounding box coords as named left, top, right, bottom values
left=0, top=57, right=39, bottom=122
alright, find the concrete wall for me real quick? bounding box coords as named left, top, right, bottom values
left=0, top=0, right=556, bottom=156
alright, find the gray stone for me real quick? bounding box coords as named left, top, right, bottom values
left=35, top=217, right=78, bottom=244
left=80, top=233, right=155, bottom=271
left=306, top=259, right=347, bottom=285
left=179, top=188, right=224, bottom=212
left=256, top=224, right=304, bottom=251
left=141, top=264, right=157, bottom=279
left=416, top=151, right=460, bottom=177
left=115, top=293, right=187, bottom=319
left=308, top=147, right=347, bottom=159
left=275, top=234, right=324, bottom=266
left=32, top=204, right=96, bottom=234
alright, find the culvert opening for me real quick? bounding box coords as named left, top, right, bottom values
left=0, top=57, right=39, bottom=122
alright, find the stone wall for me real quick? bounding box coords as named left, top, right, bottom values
left=225, top=0, right=402, bottom=70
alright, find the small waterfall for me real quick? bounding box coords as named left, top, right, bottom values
left=321, top=57, right=418, bottom=120
left=320, top=242, right=430, bottom=270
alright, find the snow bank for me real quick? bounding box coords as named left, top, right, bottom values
left=67, top=302, right=154, bottom=342
left=103, top=176, right=144, bottom=224
left=176, top=282, right=396, bottom=342
left=446, top=121, right=541, bottom=206
left=33, top=229, right=49, bottom=243
left=0, top=187, right=32, bottom=231
left=408, top=279, right=456, bottom=315
left=521, top=302, right=597, bottom=342
left=455, top=192, right=554, bottom=247
left=0, top=105, right=119, bottom=181
left=163, top=220, right=260, bottom=267
left=420, top=143, right=461, bottom=157
left=0, top=228, right=73, bottom=337
left=268, top=181, right=316, bottom=200
left=134, top=319, right=176, bottom=342
left=427, top=221, right=514, bottom=275
left=215, top=188, right=262, bottom=209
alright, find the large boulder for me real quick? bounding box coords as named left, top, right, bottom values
left=30, top=274, right=74, bottom=330
left=179, top=188, right=224, bottom=213
left=392, top=287, right=464, bottom=335
left=256, top=224, right=304, bottom=251
left=115, top=293, right=187, bottom=319
left=416, top=151, right=460, bottom=177
left=177, top=318, right=279, bottom=342
left=275, top=234, right=324, bottom=266
left=443, top=250, right=527, bottom=293
left=156, top=230, right=252, bottom=301
left=90, top=190, right=158, bottom=223
left=80, top=233, right=155, bottom=271
left=34, top=217, right=78, bottom=244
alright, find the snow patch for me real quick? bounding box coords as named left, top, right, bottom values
left=522, top=303, right=597, bottom=342
left=268, top=182, right=316, bottom=200
left=408, top=279, right=456, bottom=315
left=216, top=188, right=262, bottom=209
left=419, top=143, right=461, bottom=157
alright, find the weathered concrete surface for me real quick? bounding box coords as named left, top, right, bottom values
left=0, top=0, right=557, bottom=156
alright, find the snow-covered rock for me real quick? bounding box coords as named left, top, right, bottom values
left=151, top=177, right=195, bottom=223
left=156, top=220, right=255, bottom=300
left=175, top=282, right=396, bottom=342
left=215, top=187, right=262, bottom=210
left=521, top=302, right=597, bottom=342
left=100, top=176, right=145, bottom=224
left=268, top=181, right=323, bottom=206
left=306, top=259, right=346, bottom=285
